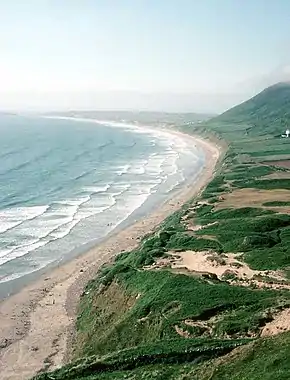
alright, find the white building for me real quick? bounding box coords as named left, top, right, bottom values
left=281, top=129, right=290, bottom=138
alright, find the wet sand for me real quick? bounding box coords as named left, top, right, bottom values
left=0, top=133, right=220, bottom=380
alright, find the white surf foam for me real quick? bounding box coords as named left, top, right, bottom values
left=114, top=164, right=130, bottom=176
left=0, top=194, right=102, bottom=265
left=0, top=205, right=49, bottom=234
left=82, top=184, right=111, bottom=193
left=128, top=159, right=148, bottom=175
left=144, top=154, right=166, bottom=176
left=0, top=239, right=48, bottom=266
left=49, top=218, right=81, bottom=240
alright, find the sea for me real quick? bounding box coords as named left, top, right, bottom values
left=0, top=114, right=204, bottom=297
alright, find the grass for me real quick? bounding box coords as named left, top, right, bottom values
left=98, top=203, right=290, bottom=272
left=189, top=207, right=290, bottom=269
left=165, top=233, right=223, bottom=252
left=201, top=175, right=228, bottom=198
left=33, top=332, right=290, bottom=380
left=189, top=331, right=290, bottom=380
left=224, top=165, right=275, bottom=181
left=234, top=178, right=290, bottom=190
left=263, top=201, right=290, bottom=207
left=34, top=338, right=249, bottom=380
left=72, top=263, right=290, bottom=361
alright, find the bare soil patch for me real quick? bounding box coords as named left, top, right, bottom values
left=264, top=172, right=290, bottom=179
left=174, top=325, right=190, bottom=338
left=264, top=160, right=290, bottom=169
left=145, top=250, right=290, bottom=291
left=215, top=188, right=290, bottom=210
left=261, top=308, right=290, bottom=337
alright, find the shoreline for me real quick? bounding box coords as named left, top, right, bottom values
left=0, top=131, right=221, bottom=380
left=0, top=117, right=204, bottom=299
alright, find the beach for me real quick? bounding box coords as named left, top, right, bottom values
left=0, top=132, right=220, bottom=380
left=0, top=115, right=204, bottom=289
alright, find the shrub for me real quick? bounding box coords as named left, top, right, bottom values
left=166, top=233, right=222, bottom=252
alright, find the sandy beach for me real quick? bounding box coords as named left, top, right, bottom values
left=0, top=133, right=220, bottom=380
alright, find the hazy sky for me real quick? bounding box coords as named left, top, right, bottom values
left=1, top=0, right=290, bottom=112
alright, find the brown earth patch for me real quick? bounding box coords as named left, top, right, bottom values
left=261, top=308, right=290, bottom=337
left=186, top=221, right=218, bottom=232
left=264, top=172, right=290, bottom=180
left=215, top=188, right=290, bottom=210
left=145, top=250, right=290, bottom=290
left=184, top=319, right=212, bottom=334
left=169, top=251, right=260, bottom=281
left=174, top=319, right=213, bottom=339
left=264, top=160, right=290, bottom=169
left=174, top=325, right=190, bottom=338
left=187, top=224, right=203, bottom=232
left=265, top=207, right=290, bottom=214
left=199, top=234, right=219, bottom=241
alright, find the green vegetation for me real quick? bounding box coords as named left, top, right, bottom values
left=188, top=331, right=290, bottom=380
left=263, top=201, right=290, bottom=207
left=34, top=338, right=248, bottom=380
left=33, top=332, right=290, bottom=380
left=224, top=165, right=274, bottom=181
left=34, top=83, right=290, bottom=379
left=234, top=178, right=290, bottom=190
left=75, top=268, right=288, bottom=358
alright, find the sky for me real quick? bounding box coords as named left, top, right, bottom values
left=1, top=0, right=290, bottom=113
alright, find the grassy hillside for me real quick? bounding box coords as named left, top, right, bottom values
left=212, top=82, right=290, bottom=136
left=34, top=84, right=290, bottom=379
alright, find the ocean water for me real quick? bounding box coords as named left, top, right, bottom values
left=0, top=115, right=204, bottom=291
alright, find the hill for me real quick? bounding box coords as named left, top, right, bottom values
left=33, top=84, right=290, bottom=380
left=210, top=82, right=290, bottom=138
